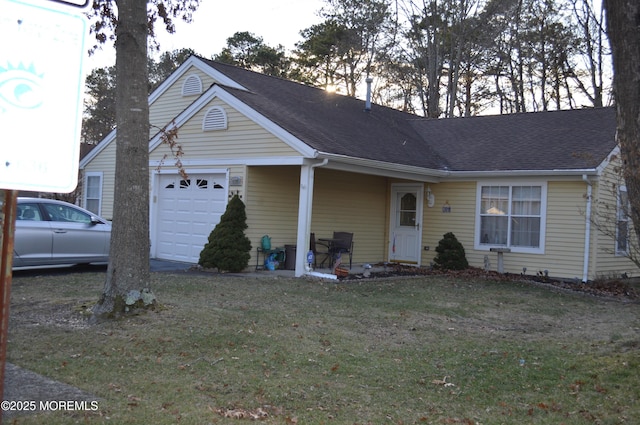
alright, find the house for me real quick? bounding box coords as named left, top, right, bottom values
left=79, top=55, right=635, bottom=281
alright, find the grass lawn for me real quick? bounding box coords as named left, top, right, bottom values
left=6, top=269, right=640, bottom=424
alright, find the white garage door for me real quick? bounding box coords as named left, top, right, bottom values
left=155, top=173, right=227, bottom=263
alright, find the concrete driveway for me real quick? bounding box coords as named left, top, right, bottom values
left=150, top=259, right=193, bottom=272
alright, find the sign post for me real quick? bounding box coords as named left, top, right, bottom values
left=0, top=1, right=89, bottom=420
left=0, top=190, right=17, bottom=421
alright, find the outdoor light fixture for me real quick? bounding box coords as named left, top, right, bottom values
left=426, top=186, right=435, bottom=208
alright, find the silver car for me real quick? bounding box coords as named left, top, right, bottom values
left=10, top=197, right=111, bottom=269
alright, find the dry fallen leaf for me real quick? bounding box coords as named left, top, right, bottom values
left=127, top=394, right=141, bottom=407
left=215, top=406, right=269, bottom=420
left=431, top=376, right=456, bottom=387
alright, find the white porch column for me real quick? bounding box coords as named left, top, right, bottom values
left=294, top=159, right=325, bottom=276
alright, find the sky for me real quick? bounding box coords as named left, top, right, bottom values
left=87, top=0, right=326, bottom=71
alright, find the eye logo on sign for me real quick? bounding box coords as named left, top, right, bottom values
left=0, top=62, right=43, bottom=112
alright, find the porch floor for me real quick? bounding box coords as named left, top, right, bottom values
left=251, top=263, right=386, bottom=279
left=150, top=259, right=388, bottom=279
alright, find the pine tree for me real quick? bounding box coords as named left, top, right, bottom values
left=433, top=232, right=469, bottom=270
left=199, top=195, right=252, bottom=272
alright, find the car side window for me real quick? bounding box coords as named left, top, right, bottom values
left=17, top=204, right=43, bottom=221
left=43, top=203, right=91, bottom=224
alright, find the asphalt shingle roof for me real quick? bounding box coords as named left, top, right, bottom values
left=409, top=107, right=617, bottom=172
left=201, top=58, right=617, bottom=173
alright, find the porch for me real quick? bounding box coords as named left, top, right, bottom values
left=245, top=165, right=436, bottom=278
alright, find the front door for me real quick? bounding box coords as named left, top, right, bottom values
left=389, top=184, right=423, bottom=264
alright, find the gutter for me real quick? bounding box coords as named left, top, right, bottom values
left=315, top=152, right=600, bottom=181
left=315, top=152, right=449, bottom=180
left=443, top=169, right=600, bottom=179
left=582, top=174, right=592, bottom=283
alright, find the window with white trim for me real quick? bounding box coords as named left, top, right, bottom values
left=477, top=183, right=546, bottom=252
left=616, top=186, right=630, bottom=256
left=84, top=172, right=103, bottom=215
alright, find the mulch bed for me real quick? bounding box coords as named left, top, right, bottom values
left=340, top=264, right=639, bottom=301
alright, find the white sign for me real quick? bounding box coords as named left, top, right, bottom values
left=0, top=0, right=89, bottom=192
left=49, top=0, right=91, bottom=10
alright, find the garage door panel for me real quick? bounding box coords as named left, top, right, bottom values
left=191, top=208, right=210, bottom=217
left=157, top=241, right=175, bottom=258
left=192, top=225, right=212, bottom=239
left=155, top=173, right=227, bottom=263
left=191, top=221, right=211, bottom=229
left=194, top=201, right=214, bottom=209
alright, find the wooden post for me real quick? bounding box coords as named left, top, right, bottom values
left=490, top=247, right=511, bottom=273
left=0, top=189, right=18, bottom=420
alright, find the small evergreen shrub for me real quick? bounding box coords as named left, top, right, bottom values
left=433, top=232, right=469, bottom=270
left=199, top=195, right=252, bottom=272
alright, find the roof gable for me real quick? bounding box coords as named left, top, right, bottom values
left=147, top=84, right=317, bottom=158
left=149, top=56, right=245, bottom=105
left=80, top=57, right=246, bottom=169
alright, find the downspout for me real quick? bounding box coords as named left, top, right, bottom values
left=582, top=174, right=592, bottom=283
left=312, top=158, right=329, bottom=169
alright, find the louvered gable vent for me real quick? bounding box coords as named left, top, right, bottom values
left=182, top=74, right=202, bottom=96
left=202, top=106, right=228, bottom=131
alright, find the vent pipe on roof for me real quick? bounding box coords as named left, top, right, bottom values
left=365, top=77, right=373, bottom=111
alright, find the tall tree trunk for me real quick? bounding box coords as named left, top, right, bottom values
left=603, top=0, right=640, bottom=247
left=93, top=0, right=151, bottom=320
